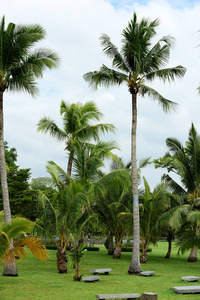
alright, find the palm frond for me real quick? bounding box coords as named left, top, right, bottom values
left=140, top=84, right=177, bottom=113
left=83, top=65, right=127, bottom=89
left=37, top=117, right=66, bottom=140
left=146, top=66, right=186, bottom=83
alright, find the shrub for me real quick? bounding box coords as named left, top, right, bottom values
left=85, top=247, right=100, bottom=251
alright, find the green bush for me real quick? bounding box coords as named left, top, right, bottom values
left=104, top=236, right=109, bottom=250
left=85, top=246, right=100, bottom=251
left=121, top=247, right=152, bottom=253
left=45, top=245, right=71, bottom=251
left=45, top=245, right=57, bottom=250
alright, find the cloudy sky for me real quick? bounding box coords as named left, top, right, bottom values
left=2, top=0, right=200, bottom=188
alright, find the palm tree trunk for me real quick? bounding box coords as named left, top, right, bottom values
left=3, top=261, right=18, bottom=276
left=140, top=243, right=148, bottom=263
left=57, top=245, right=67, bottom=273
left=113, top=244, right=121, bottom=259
left=67, top=149, right=74, bottom=176
left=0, top=90, right=17, bottom=276
left=128, top=92, right=142, bottom=274
left=0, top=90, right=11, bottom=224
left=165, top=232, right=173, bottom=259
left=187, top=247, right=198, bottom=262
left=108, top=231, right=114, bottom=255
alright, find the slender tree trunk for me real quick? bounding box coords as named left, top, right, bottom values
left=113, top=244, right=121, bottom=259
left=140, top=242, right=148, bottom=263
left=128, top=92, right=142, bottom=274
left=108, top=231, right=114, bottom=255
left=165, top=232, right=173, bottom=259
left=57, top=245, right=67, bottom=273
left=78, top=229, right=85, bottom=248
left=0, top=90, right=11, bottom=224
left=188, top=247, right=198, bottom=262
left=67, top=149, right=74, bottom=176
left=0, top=90, right=17, bottom=276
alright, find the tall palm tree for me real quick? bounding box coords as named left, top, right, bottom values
left=0, top=16, right=58, bottom=275
left=84, top=12, right=186, bottom=274
left=37, top=100, right=115, bottom=176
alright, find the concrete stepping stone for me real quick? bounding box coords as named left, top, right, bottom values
left=89, top=268, right=112, bottom=275
left=95, top=293, right=140, bottom=299
left=171, top=286, right=200, bottom=294
left=181, top=276, right=200, bottom=282
left=82, top=276, right=100, bottom=282
left=140, top=271, right=155, bottom=277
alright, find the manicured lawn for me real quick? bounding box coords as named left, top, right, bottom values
left=1, top=242, right=200, bottom=299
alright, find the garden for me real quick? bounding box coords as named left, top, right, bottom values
left=1, top=242, right=200, bottom=299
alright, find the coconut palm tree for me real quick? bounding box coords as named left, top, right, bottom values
left=72, top=140, right=119, bottom=186
left=37, top=161, right=91, bottom=273
left=0, top=212, right=48, bottom=276
left=177, top=210, right=200, bottom=262
left=94, top=169, right=132, bottom=258
left=139, top=177, right=170, bottom=263
left=0, top=15, right=58, bottom=275
left=84, top=12, right=186, bottom=273
left=154, top=123, right=200, bottom=261
left=37, top=100, right=115, bottom=176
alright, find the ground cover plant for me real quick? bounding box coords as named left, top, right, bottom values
left=0, top=242, right=200, bottom=299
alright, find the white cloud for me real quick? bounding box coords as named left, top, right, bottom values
left=1, top=0, right=200, bottom=189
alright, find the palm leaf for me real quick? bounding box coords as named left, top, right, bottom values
left=139, top=84, right=177, bottom=113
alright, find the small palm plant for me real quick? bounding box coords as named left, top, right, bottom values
left=0, top=212, right=49, bottom=276
left=37, top=161, right=91, bottom=274
left=68, top=234, right=86, bottom=281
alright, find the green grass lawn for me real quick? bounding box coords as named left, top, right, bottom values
left=1, top=242, right=200, bottom=299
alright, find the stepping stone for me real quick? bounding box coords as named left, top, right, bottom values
left=82, top=276, right=100, bottom=282
left=171, top=286, right=200, bottom=294
left=95, top=293, right=140, bottom=299
left=181, top=276, right=200, bottom=282
left=89, top=268, right=112, bottom=275
left=140, top=271, right=155, bottom=277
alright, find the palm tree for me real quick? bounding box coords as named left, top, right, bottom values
left=139, top=177, right=169, bottom=263
left=68, top=234, right=86, bottom=281
left=94, top=169, right=132, bottom=258
left=84, top=12, right=186, bottom=274
left=0, top=16, right=58, bottom=275
left=0, top=212, right=49, bottom=276
left=37, top=161, right=91, bottom=273
left=154, top=123, right=200, bottom=261
left=37, top=100, right=115, bottom=176
left=177, top=210, right=200, bottom=262
left=72, top=140, right=119, bottom=186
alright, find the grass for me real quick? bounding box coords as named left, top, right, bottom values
left=1, top=242, right=200, bottom=299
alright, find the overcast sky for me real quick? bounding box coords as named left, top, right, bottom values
left=2, top=0, right=200, bottom=189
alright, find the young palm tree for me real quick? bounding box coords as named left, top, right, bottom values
left=94, top=169, right=132, bottom=258
left=0, top=16, right=58, bottom=275
left=37, top=100, right=115, bottom=176
left=38, top=161, right=91, bottom=273
left=68, top=234, right=86, bottom=281
left=0, top=213, right=49, bottom=276
left=139, top=177, right=169, bottom=263
left=72, top=140, right=119, bottom=186
left=84, top=12, right=186, bottom=274
left=154, top=123, right=200, bottom=261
